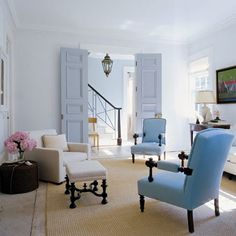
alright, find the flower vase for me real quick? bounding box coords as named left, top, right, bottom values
left=18, top=152, right=24, bottom=161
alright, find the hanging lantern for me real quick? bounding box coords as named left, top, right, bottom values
left=102, top=53, right=113, bottom=77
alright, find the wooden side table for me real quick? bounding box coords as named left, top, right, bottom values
left=189, top=123, right=231, bottom=146
left=0, top=161, right=38, bottom=194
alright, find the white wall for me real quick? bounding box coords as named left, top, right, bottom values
left=188, top=23, right=236, bottom=136
left=14, top=31, right=62, bottom=132
left=14, top=29, right=189, bottom=151
left=161, top=45, right=189, bottom=151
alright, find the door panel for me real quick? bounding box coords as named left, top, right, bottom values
left=135, top=54, right=162, bottom=132
left=61, top=48, right=88, bottom=143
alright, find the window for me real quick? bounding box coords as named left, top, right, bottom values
left=189, top=57, right=209, bottom=91
left=189, top=57, right=210, bottom=117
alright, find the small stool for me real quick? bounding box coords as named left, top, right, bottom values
left=0, top=161, right=38, bottom=194
left=65, top=160, right=108, bottom=209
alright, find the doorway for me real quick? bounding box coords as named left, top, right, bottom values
left=123, top=66, right=135, bottom=142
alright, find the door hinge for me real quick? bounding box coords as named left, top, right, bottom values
left=135, top=61, right=137, bottom=66
left=61, top=114, right=64, bottom=120
left=136, top=86, right=137, bottom=92
left=135, top=112, right=137, bottom=117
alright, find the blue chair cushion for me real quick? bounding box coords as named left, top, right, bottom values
left=131, top=143, right=165, bottom=156
left=142, top=119, right=166, bottom=144
left=138, top=172, right=187, bottom=208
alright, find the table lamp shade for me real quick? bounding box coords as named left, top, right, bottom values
left=195, top=90, right=216, bottom=104
left=195, top=90, right=216, bottom=123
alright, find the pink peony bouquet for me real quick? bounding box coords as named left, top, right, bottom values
left=4, top=131, right=37, bottom=160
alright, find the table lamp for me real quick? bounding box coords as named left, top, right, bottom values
left=195, top=90, right=216, bottom=124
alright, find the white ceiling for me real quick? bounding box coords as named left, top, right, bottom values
left=6, top=0, right=236, bottom=44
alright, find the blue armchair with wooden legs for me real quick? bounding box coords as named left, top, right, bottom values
left=137, top=128, right=234, bottom=233
left=131, top=118, right=166, bottom=163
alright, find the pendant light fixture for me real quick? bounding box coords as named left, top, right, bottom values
left=102, top=53, right=113, bottom=77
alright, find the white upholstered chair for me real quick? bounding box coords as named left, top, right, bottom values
left=25, top=129, right=91, bottom=184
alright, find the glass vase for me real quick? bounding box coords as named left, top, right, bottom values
left=18, top=152, right=24, bottom=161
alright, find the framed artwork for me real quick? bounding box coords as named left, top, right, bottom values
left=216, top=65, right=236, bottom=103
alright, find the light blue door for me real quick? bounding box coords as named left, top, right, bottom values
left=135, top=53, right=162, bottom=132
left=60, top=48, right=88, bottom=143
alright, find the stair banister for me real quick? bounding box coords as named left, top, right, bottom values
left=88, top=84, right=122, bottom=146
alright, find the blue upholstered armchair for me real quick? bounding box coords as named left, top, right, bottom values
left=137, top=128, right=234, bottom=233
left=131, top=118, right=166, bottom=163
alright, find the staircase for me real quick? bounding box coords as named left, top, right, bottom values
left=88, top=84, right=122, bottom=146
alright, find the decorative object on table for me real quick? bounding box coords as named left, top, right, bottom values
left=216, top=65, right=236, bottom=104
left=214, top=110, right=220, bottom=121
left=4, top=131, right=37, bottom=161
left=155, top=113, right=162, bottom=118
left=194, top=112, right=200, bottom=124
left=195, top=117, right=200, bottom=124
left=0, top=161, right=38, bottom=194
left=101, top=53, right=113, bottom=77
left=137, top=129, right=234, bottom=233
left=195, top=90, right=216, bottom=124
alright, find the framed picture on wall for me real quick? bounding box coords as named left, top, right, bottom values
left=216, top=65, right=236, bottom=103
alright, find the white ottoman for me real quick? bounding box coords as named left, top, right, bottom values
left=65, top=160, right=108, bottom=208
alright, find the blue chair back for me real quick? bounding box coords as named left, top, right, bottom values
left=184, top=128, right=234, bottom=209
left=142, top=118, right=166, bottom=144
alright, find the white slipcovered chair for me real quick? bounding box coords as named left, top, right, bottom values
left=25, top=129, right=91, bottom=184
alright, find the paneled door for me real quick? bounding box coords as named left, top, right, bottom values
left=60, top=48, right=88, bottom=143
left=0, top=50, right=10, bottom=161
left=134, top=54, right=162, bottom=132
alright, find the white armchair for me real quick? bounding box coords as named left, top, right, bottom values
left=24, top=129, right=91, bottom=184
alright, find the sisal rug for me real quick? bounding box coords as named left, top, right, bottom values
left=46, top=159, right=236, bottom=236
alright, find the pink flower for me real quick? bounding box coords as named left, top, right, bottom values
left=10, top=131, right=29, bottom=142
left=20, top=138, right=37, bottom=151
left=4, top=131, right=37, bottom=157
left=5, top=141, right=18, bottom=154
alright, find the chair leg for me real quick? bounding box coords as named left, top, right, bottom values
left=69, top=183, right=77, bottom=209
left=101, top=179, right=108, bottom=204
left=158, top=155, right=161, bottom=161
left=228, top=173, right=233, bottom=180
left=132, top=154, right=135, bottom=163
left=97, top=135, right=99, bottom=149
left=64, top=175, right=70, bottom=195
left=139, top=195, right=145, bottom=212
left=164, top=151, right=166, bottom=160
left=214, top=198, right=220, bottom=216
left=187, top=210, right=194, bottom=233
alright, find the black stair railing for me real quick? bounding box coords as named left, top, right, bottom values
left=88, top=84, right=122, bottom=146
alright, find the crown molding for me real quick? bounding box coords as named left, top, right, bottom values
left=15, top=24, right=188, bottom=48
left=187, top=13, right=236, bottom=44
left=7, top=0, right=236, bottom=47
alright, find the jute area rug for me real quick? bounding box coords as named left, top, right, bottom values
left=46, top=159, right=236, bottom=236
